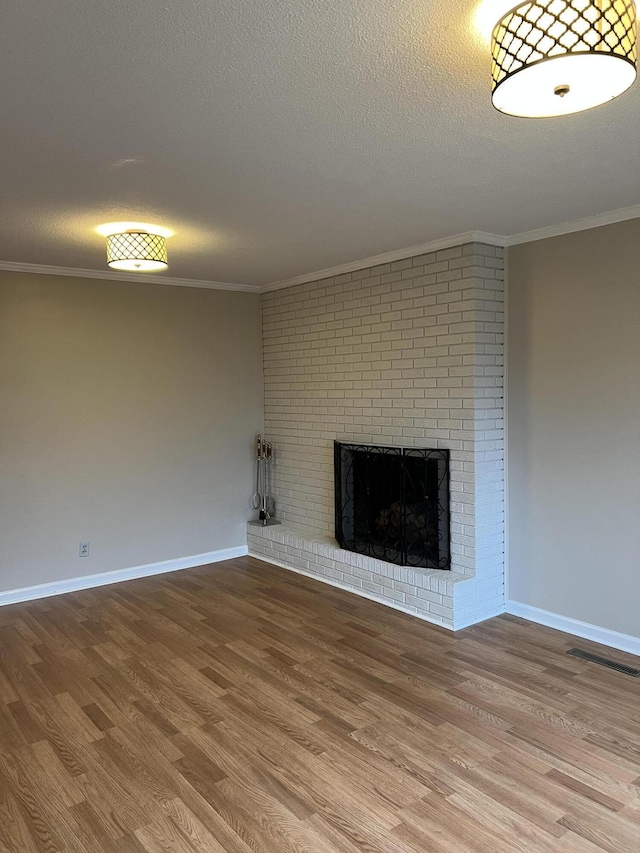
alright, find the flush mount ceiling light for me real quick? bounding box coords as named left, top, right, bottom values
left=491, top=0, right=637, bottom=117
left=105, top=229, right=168, bottom=272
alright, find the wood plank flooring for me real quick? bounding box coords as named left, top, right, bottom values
left=0, top=556, right=638, bottom=852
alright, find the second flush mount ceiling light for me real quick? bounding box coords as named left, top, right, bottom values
left=491, top=0, right=637, bottom=117
left=106, top=229, right=168, bottom=272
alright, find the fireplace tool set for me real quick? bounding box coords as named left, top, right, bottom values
left=249, top=435, right=280, bottom=526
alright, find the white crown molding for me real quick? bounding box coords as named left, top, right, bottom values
left=2, top=204, right=638, bottom=295
left=262, top=204, right=640, bottom=294
left=261, top=230, right=507, bottom=293
left=506, top=203, right=640, bottom=247
left=0, top=260, right=261, bottom=293
left=506, top=600, right=640, bottom=657
left=0, top=545, right=249, bottom=608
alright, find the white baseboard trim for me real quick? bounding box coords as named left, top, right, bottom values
left=0, top=545, right=249, bottom=608
left=506, top=600, right=640, bottom=657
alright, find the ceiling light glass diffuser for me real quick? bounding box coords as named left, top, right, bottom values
left=491, top=0, right=637, bottom=117
left=106, top=230, right=168, bottom=272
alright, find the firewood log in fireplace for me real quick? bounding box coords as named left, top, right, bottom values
left=375, top=500, right=438, bottom=546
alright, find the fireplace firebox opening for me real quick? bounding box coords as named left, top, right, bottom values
left=334, top=442, right=450, bottom=570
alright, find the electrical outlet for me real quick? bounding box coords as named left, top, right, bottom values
left=79, top=541, right=90, bottom=557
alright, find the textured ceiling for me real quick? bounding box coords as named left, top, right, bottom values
left=1, top=0, right=639, bottom=286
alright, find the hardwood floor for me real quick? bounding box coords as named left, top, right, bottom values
left=0, top=556, right=638, bottom=852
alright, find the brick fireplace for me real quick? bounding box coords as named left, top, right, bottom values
left=248, top=240, right=505, bottom=630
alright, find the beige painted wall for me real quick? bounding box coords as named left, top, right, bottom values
left=508, top=219, right=640, bottom=638
left=0, top=272, right=263, bottom=593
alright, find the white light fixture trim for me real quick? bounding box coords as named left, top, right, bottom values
left=106, top=230, right=168, bottom=272
left=491, top=0, right=637, bottom=117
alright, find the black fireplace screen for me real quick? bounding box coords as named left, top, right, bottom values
left=334, top=442, right=450, bottom=570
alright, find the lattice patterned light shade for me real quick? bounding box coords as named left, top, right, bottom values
left=106, top=231, right=168, bottom=271
left=491, top=0, right=637, bottom=117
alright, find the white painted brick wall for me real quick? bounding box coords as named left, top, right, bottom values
left=256, top=242, right=505, bottom=629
